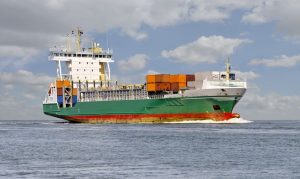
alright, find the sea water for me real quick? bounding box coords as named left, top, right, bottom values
left=0, top=119, right=299, bottom=178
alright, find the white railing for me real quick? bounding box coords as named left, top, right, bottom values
left=79, top=89, right=149, bottom=102
left=49, top=48, right=113, bottom=55
left=79, top=89, right=168, bottom=102
left=203, top=79, right=246, bottom=89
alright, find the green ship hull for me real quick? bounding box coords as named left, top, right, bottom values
left=43, top=96, right=241, bottom=123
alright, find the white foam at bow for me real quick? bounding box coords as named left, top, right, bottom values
left=164, top=118, right=252, bottom=124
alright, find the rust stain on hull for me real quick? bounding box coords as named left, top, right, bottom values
left=64, top=113, right=239, bottom=124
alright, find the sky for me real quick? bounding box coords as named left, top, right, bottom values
left=0, top=0, right=300, bottom=120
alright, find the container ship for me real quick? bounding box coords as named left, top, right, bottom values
left=43, top=28, right=247, bottom=123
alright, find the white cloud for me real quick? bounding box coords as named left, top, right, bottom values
left=0, top=70, right=54, bottom=120
left=237, top=92, right=300, bottom=120
left=0, top=45, right=38, bottom=58
left=6, top=0, right=300, bottom=61
left=0, top=0, right=263, bottom=68
left=161, top=36, right=250, bottom=64
left=0, top=0, right=262, bottom=44
left=112, top=70, right=159, bottom=84
left=249, top=55, right=300, bottom=67
left=0, top=45, right=39, bottom=69
left=111, top=73, right=145, bottom=84
left=112, top=68, right=159, bottom=84
left=147, top=70, right=160, bottom=74
left=187, top=1, right=260, bottom=22
left=1, top=70, right=53, bottom=88
left=234, top=77, right=300, bottom=120
left=242, top=0, right=300, bottom=40
left=233, top=70, right=260, bottom=80
left=118, top=54, right=148, bottom=72
left=242, top=1, right=269, bottom=24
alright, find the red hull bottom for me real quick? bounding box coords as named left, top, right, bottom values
left=63, top=113, right=240, bottom=123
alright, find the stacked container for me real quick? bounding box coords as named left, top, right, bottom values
left=72, top=88, right=78, bottom=106
left=146, top=74, right=195, bottom=92
left=170, top=74, right=186, bottom=92
left=146, top=74, right=170, bottom=92
left=56, top=80, right=77, bottom=107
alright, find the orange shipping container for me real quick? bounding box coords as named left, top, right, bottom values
left=186, top=74, right=195, bottom=81
left=178, top=74, right=186, bottom=83
left=170, top=82, right=187, bottom=92
left=147, top=83, right=170, bottom=92
left=56, top=80, right=64, bottom=88
left=146, top=75, right=156, bottom=83
left=170, top=74, right=186, bottom=83
left=72, top=88, right=78, bottom=96
left=170, top=75, right=177, bottom=83
left=64, top=80, right=71, bottom=87
left=57, top=88, right=63, bottom=96
left=56, top=80, right=71, bottom=88
left=147, top=83, right=155, bottom=91
left=57, top=87, right=76, bottom=96
left=158, top=83, right=170, bottom=91
left=155, top=74, right=170, bottom=83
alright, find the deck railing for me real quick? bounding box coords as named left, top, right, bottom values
left=79, top=89, right=167, bottom=102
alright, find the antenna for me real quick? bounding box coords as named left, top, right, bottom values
left=66, top=33, right=71, bottom=52
left=106, top=32, right=109, bottom=52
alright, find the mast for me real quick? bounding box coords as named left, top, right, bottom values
left=226, top=58, right=231, bottom=81
left=72, top=27, right=83, bottom=52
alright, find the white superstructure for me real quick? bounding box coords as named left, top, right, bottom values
left=49, top=28, right=114, bottom=84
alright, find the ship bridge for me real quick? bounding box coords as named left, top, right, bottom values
left=49, top=28, right=114, bottom=85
